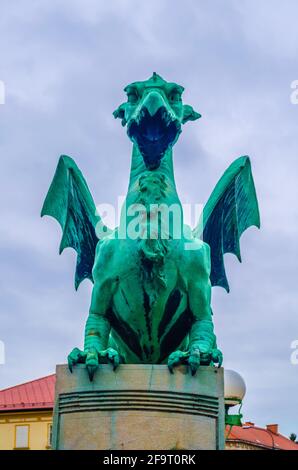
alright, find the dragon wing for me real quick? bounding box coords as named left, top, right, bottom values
left=193, top=156, right=260, bottom=292
left=41, top=155, right=110, bottom=290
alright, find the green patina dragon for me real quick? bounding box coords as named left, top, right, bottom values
left=42, top=73, right=260, bottom=380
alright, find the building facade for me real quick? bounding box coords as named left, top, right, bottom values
left=0, top=375, right=54, bottom=450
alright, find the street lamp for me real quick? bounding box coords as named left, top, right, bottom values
left=224, top=369, right=246, bottom=427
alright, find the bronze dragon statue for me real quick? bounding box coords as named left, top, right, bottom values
left=42, top=73, right=260, bottom=380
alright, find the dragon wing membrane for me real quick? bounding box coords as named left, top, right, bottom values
left=193, top=156, right=260, bottom=292
left=41, top=155, right=108, bottom=290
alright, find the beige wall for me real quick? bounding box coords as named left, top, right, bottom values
left=226, top=441, right=264, bottom=450
left=0, top=410, right=52, bottom=450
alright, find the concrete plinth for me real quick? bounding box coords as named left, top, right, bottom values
left=52, top=364, right=225, bottom=450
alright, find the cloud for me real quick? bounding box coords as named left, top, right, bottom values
left=0, top=0, right=297, bottom=437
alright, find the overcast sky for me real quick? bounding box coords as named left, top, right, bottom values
left=0, top=0, right=298, bottom=437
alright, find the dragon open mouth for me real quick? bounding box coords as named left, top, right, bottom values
left=128, top=107, right=181, bottom=170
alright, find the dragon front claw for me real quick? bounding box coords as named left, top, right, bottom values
left=67, top=346, right=122, bottom=381
left=167, top=347, right=223, bottom=376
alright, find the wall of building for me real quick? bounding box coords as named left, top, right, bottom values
left=226, top=441, right=264, bottom=450
left=0, top=410, right=52, bottom=450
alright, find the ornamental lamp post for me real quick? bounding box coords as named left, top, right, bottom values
left=224, top=369, right=246, bottom=427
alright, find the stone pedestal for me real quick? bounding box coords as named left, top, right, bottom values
left=52, top=364, right=225, bottom=450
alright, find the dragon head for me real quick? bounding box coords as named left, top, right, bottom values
left=113, top=73, right=201, bottom=170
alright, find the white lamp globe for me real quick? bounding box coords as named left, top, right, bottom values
left=224, top=369, right=246, bottom=407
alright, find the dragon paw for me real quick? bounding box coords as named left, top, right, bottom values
left=67, top=347, right=122, bottom=381
left=168, top=347, right=223, bottom=376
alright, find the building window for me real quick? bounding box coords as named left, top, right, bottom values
left=47, top=424, right=52, bottom=449
left=15, top=425, right=29, bottom=449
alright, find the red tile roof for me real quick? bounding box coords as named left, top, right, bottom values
left=226, top=424, right=298, bottom=450
left=0, top=374, right=56, bottom=411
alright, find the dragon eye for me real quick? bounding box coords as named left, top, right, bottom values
left=169, top=91, right=181, bottom=103
left=127, top=91, right=138, bottom=104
